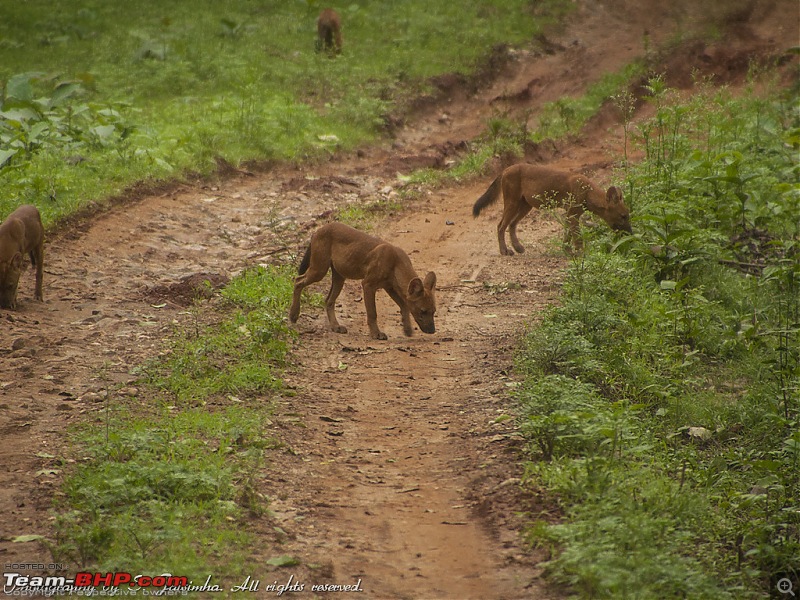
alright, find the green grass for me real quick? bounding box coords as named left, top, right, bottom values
left=50, top=266, right=295, bottom=577
left=334, top=195, right=405, bottom=230
left=0, top=0, right=570, bottom=228
left=531, top=61, right=646, bottom=143
left=54, top=406, right=275, bottom=575
left=404, top=60, right=646, bottom=189
left=148, top=266, right=295, bottom=403
left=517, top=75, right=800, bottom=598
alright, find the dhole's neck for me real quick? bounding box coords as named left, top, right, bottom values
left=392, top=256, right=418, bottom=301
left=583, top=185, right=609, bottom=218
left=395, top=271, right=417, bottom=300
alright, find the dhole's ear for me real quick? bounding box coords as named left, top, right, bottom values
left=407, top=277, right=424, bottom=299
left=607, top=186, right=623, bottom=204
left=423, top=271, right=437, bottom=291
left=11, top=253, right=23, bottom=270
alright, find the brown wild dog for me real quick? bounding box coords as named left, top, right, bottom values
left=316, top=8, right=342, bottom=56
left=0, top=204, right=44, bottom=309
left=289, top=223, right=436, bottom=340
left=472, top=164, right=631, bottom=255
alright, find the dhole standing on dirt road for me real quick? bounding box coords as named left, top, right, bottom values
left=473, top=163, right=632, bottom=255
left=0, top=204, right=44, bottom=310
left=289, top=222, right=437, bottom=340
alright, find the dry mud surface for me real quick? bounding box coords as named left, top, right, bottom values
left=1, top=1, right=797, bottom=598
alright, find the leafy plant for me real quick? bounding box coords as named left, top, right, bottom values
left=518, top=76, right=800, bottom=597
left=147, top=266, right=294, bottom=403
left=1, top=73, right=131, bottom=170
left=51, top=265, right=293, bottom=574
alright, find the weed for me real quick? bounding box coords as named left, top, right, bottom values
left=402, top=60, right=645, bottom=191
left=531, top=62, right=646, bottom=143
left=51, top=265, right=294, bottom=575
left=518, top=77, right=800, bottom=596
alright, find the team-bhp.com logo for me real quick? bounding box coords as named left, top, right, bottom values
left=4, top=572, right=193, bottom=595
left=75, top=573, right=188, bottom=588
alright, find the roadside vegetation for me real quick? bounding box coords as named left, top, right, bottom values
left=517, top=74, right=800, bottom=598
left=405, top=60, right=647, bottom=191
left=0, top=0, right=566, bottom=227
left=49, top=266, right=295, bottom=578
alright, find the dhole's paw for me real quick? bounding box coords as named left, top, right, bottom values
left=502, top=249, right=515, bottom=256
left=372, top=331, right=388, bottom=340
left=332, top=325, right=348, bottom=334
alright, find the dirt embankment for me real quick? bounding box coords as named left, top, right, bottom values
left=1, top=1, right=797, bottom=598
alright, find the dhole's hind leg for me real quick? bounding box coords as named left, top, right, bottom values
left=325, top=268, right=347, bottom=334
left=496, top=220, right=511, bottom=256
left=508, top=202, right=533, bottom=254
left=31, top=245, right=44, bottom=301
left=289, top=275, right=311, bottom=324
left=289, top=261, right=328, bottom=324
left=496, top=207, right=517, bottom=256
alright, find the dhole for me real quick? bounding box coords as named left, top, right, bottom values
left=472, top=164, right=632, bottom=255
left=0, top=204, right=44, bottom=309
left=289, top=223, right=436, bottom=340
left=316, top=8, right=342, bottom=56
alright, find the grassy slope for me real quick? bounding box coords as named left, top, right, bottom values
left=0, top=0, right=559, bottom=227
left=518, top=79, right=800, bottom=598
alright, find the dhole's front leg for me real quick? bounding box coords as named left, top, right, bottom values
left=385, top=287, right=413, bottom=336
left=361, top=282, right=387, bottom=340
left=564, top=207, right=585, bottom=254
left=325, top=269, right=348, bottom=333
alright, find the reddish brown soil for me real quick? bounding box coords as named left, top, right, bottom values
left=1, top=1, right=796, bottom=598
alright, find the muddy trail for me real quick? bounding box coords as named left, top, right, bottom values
left=1, top=1, right=796, bottom=598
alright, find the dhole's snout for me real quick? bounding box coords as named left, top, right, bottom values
left=418, top=321, right=436, bottom=334
left=615, top=221, right=633, bottom=234
left=411, top=308, right=436, bottom=334
left=0, top=292, right=16, bottom=310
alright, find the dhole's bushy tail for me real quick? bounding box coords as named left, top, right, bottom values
left=298, top=244, right=311, bottom=275
left=472, top=175, right=502, bottom=217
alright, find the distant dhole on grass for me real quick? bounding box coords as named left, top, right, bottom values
left=289, top=223, right=437, bottom=340
left=316, top=8, right=342, bottom=56
left=472, top=164, right=632, bottom=255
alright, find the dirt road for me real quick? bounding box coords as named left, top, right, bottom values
left=1, top=1, right=795, bottom=598
left=261, top=179, right=567, bottom=599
